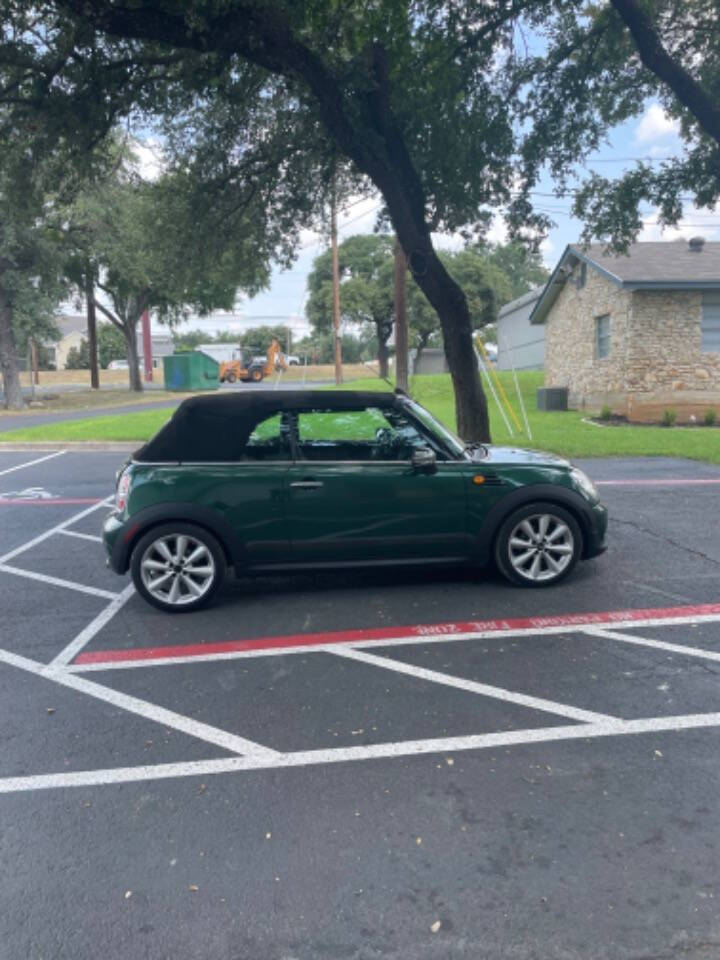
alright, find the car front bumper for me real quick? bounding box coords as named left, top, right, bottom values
left=583, top=501, right=608, bottom=559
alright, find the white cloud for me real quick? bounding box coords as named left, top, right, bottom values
left=638, top=204, right=720, bottom=242
left=540, top=236, right=554, bottom=268
left=129, top=138, right=165, bottom=181
left=635, top=104, right=680, bottom=144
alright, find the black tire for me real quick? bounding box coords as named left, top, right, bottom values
left=225, top=371, right=237, bottom=384
left=130, top=523, right=227, bottom=613
left=494, top=502, right=583, bottom=588
left=250, top=367, right=264, bottom=382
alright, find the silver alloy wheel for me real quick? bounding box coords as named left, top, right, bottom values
left=139, top=534, right=216, bottom=606
left=507, top=513, right=575, bottom=583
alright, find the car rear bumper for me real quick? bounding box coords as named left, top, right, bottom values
left=102, top=511, right=133, bottom=574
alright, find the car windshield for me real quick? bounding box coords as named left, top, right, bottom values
left=403, top=399, right=467, bottom=458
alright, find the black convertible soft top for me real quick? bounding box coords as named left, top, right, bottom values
left=134, top=389, right=400, bottom=462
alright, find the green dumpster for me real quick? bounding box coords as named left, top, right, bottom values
left=163, top=352, right=219, bottom=392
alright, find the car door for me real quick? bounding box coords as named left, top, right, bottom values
left=219, top=411, right=293, bottom=565
left=286, top=404, right=472, bottom=565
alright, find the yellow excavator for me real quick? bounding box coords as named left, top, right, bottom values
left=219, top=338, right=287, bottom=384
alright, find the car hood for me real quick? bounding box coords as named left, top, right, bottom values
left=475, top=445, right=571, bottom=468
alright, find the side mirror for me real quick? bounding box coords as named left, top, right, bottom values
left=411, top=448, right=437, bottom=473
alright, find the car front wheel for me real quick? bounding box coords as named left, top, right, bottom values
left=131, top=523, right=227, bottom=612
left=494, top=503, right=582, bottom=587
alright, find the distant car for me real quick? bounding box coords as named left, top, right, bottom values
left=284, top=354, right=301, bottom=365
left=103, top=390, right=608, bottom=612
left=108, top=359, right=129, bottom=370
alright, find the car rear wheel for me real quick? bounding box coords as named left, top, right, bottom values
left=494, top=503, right=582, bottom=587
left=131, top=523, right=227, bottom=613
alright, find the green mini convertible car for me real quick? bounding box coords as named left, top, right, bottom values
left=102, top=389, right=607, bottom=612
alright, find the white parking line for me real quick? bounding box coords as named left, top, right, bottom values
left=50, top=583, right=136, bottom=668
left=0, top=648, right=280, bottom=761
left=0, top=496, right=112, bottom=565
left=583, top=626, right=720, bottom=663
left=0, top=563, right=119, bottom=600
left=2, top=710, right=720, bottom=794
left=0, top=450, right=66, bottom=477
left=58, top=529, right=103, bottom=544
left=331, top=646, right=618, bottom=724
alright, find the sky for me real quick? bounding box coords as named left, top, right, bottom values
left=132, top=103, right=720, bottom=340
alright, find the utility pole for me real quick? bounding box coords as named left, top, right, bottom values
left=31, top=340, right=39, bottom=387
left=394, top=238, right=409, bottom=392
left=86, top=271, right=99, bottom=390
left=141, top=308, right=153, bottom=382
left=331, top=188, right=343, bottom=385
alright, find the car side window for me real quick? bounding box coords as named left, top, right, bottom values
left=296, top=407, right=432, bottom=461
left=242, top=414, right=291, bottom=461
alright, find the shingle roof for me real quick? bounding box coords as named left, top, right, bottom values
left=530, top=240, right=720, bottom=325
left=498, top=285, right=544, bottom=317
left=574, top=241, right=720, bottom=284
left=56, top=315, right=87, bottom=338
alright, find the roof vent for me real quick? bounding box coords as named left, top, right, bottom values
left=688, top=236, right=706, bottom=252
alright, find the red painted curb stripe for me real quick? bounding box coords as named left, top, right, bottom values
left=74, top=602, right=720, bottom=666
left=0, top=498, right=102, bottom=506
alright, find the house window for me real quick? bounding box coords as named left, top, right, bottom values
left=596, top=314, right=611, bottom=359
left=702, top=292, right=720, bottom=352
left=577, top=261, right=587, bottom=289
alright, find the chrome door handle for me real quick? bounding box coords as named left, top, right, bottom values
left=290, top=480, right=324, bottom=489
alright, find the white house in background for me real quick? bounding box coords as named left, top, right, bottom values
left=138, top=333, right=174, bottom=369
left=48, top=316, right=173, bottom=370
left=46, top=315, right=87, bottom=369
left=497, top=286, right=545, bottom=371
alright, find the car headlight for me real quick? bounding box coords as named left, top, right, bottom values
left=570, top=468, right=598, bottom=501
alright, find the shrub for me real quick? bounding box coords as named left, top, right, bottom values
left=704, top=408, right=717, bottom=427
left=599, top=405, right=613, bottom=421
left=661, top=409, right=677, bottom=427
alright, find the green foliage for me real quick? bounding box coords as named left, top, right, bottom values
left=172, top=329, right=208, bottom=352
left=599, top=405, right=613, bottom=421
left=307, top=237, right=519, bottom=360
left=293, top=332, right=370, bottom=365
left=14, top=373, right=720, bottom=467
left=65, top=338, right=90, bottom=370
left=97, top=323, right=127, bottom=369
left=481, top=243, right=550, bottom=300
left=238, top=325, right=290, bottom=354
left=704, top=408, right=717, bottom=427
left=307, top=234, right=395, bottom=337
left=662, top=409, right=677, bottom=427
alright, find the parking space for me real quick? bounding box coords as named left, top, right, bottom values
left=3, top=449, right=720, bottom=958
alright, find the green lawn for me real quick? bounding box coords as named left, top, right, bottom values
left=4, top=371, right=720, bottom=464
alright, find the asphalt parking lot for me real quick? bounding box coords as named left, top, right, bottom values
left=2, top=448, right=720, bottom=960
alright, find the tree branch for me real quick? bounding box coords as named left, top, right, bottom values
left=93, top=298, right=124, bottom=332
left=610, top=0, right=720, bottom=145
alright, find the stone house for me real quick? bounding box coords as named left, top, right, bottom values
left=530, top=238, right=720, bottom=421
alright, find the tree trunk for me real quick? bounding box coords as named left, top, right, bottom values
left=414, top=332, right=431, bottom=375
left=330, top=188, right=343, bottom=385
left=86, top=273, right=99, bottom=390
left=0, top=286, right=23, bottom=410
left=377, top=332, right=389, bottom=379
left=400, top=240, right=489, bottom=442
left=394, top=239, right=409, bottom=393
left=124, top=323, right=143, bottom=392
